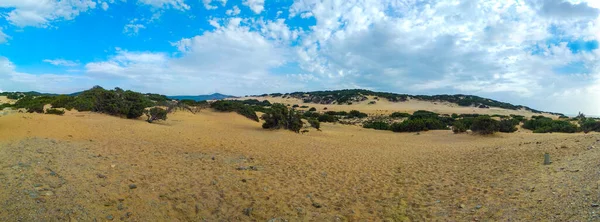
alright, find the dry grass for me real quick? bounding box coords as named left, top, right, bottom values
left=0, top=110, right=598, bottom=221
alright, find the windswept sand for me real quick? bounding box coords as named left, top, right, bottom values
left=0, top=110, right=599, bottom=221
left=239, top=96, right=560, bottom=118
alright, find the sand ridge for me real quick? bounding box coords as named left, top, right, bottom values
left=0, top=110, right=598, bottom=221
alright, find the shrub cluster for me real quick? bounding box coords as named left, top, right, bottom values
left=347, top=110, right=368, bottom=118
left=390, top=118, right=447, bottom=132
left=390, top=112, right=410, bottom=118
left=523, top=117, right=578, bottom=133
left=210, top=100, right=259, bottom=122
left=470, top=116, right=499, bottom=135
left=452, top=121, right=468, bottom=133
left=581, top=119, right=600, bottom=133
left=262, top=103, right=303, bottom=133
left=307, top=118, right=320, bottom=130
left=45, top=108, right=65, bottom=115
left=145, top=107, right=168, bottom=123
left=363, top=121, right=390, bottom=130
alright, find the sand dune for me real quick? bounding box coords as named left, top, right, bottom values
left=0, top=110, right=598, bottom=221
left=0, top=96, right=16, bottom=105
left=239, top=96, right=560, bottom=118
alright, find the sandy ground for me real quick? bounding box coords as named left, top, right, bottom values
left=0, top=110, right=599, bottom=221
left=0, top=96, right=16, bottom=105
left=239, top=96, right=560, bottom=118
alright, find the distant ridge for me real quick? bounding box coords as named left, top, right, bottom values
left=168, top=93, right=235, bottom=101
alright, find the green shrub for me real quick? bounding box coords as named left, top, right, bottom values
left=211, top=100, right=259, bottom=122
left=308, top=118, right=320, bottom=130
left=452, top=120, right=468, bottom=133
left=498, top=119, right=518, bottom=133
left=308, top=107, right=317, bottom=112
left=391, top=119, right=426, bottom=132
left=303, top=111, right=321, bottom=119
left=262, top=103, right=303, bottom=133
left=300, top=105, right=309, bottom=108
left=50, top=95, right=76, bottom=110
left=523, top=117, right=579, bottom=133
left=451, top=113, right=459, bottom=119
left=45, top=108, right=65, bottom=115
left=325, top=111, right=348, bottom=116
left=347, top=110, right=368, bottom=118
left=470, top=116, right=499, bottom=135
left=318, top=114, right=338, bottom=123
left=144, top=107, right=168, bottom=123
left=581, top=119, right=600, bottom=133
left=292, top=104, right=300, bottom=108
left=390, top=112, right=411, bottom=118
left=409, top=110, right=439, bottom=120
left=363, top=121, right=390, bottom=130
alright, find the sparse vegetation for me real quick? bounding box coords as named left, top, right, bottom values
left=470, top=116, right=499, bottom=135
left=307, top=118, right=320, bottom=130
left=45, top=108, right=65, bottom=115
left=523, top=117, right=579, bottom=133
left=347, top=110, right=368, bottom=118
left=261, top=103, right=303, bottom=133
left=210, top=100, right=260, bottom=122
left=363, top=121, right=390, bottom=130
left=318, top=114, right=338, bottom=123
left=145, top=107, right=168, bottom=123
left=390, top=112, right=410, bottom=118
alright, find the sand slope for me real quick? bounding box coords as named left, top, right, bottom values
left=239, top=96, right=559, bottom=118
left=0, top=110, right=598, bottom=221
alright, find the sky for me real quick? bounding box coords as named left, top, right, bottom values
left=0, top=0, right=599, bottom=115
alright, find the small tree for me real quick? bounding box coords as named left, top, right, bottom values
left=145, top=107, right=168, bottom=123
left=262, top=103, right=304, bottom=133
left=45, top=108, right=65, bottom=115
left=498, top=119, right=518, bottom=133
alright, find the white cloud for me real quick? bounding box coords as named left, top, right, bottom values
left=0, top=57, right=87, bottom=93
left=123, top=19, right=146, bottom=35
left=0, top=0, right=98, bottom=27
left=243, top=0, right=264, bottom=14
left=43, top=59, right=80, bottom=67
left=203, top=0, right=227, bottom=10
left=101, top=2, right=109, bottom=10
left=226, top=5, right=241, bottom=16
left=0, top=29, right=9, bottom=44
left=137, top=0, right=190, bottom=11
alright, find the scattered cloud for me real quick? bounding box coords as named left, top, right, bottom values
left=123, top=19, right=147, bottom=35
left=533, top=0, right=600, bottom=19
left=43, top=59, right=80, bottom=67
left=203, top=0, right=227, bottom=10
left=0, top=29, right=9, bottom=44
left=226, top=6, right=241, bottom=16
left=243, top=0, right=264, bottom=14
left=101, top=2, right=109, bottom=11
left=137, top=0, right=190, bottom=11
left=0, top=0, right=98, bottom=27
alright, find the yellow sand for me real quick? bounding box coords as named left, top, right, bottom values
left=239, top=96, right=559, bottom=118
left=0, top=110, right=598, bottom=221
left=0, top=96, right=16, bottom=105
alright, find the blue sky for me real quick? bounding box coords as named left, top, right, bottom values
left=1, top=0, right=600, bottom=115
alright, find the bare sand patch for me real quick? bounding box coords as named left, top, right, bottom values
left=0, top=96, right=16, bottom=105
left=0, top=111, right=598, bottom=221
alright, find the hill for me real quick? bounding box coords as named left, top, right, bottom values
left=168, top=93, right=234, bottom=101
left=248, top=89, right=563, bottom=117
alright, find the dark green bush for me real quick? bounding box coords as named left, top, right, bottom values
left=470, top=116, right=499, bottom=135
left=523, top=117, right=579, bottom=133
left=145, top=107, right=168, bottom=123
left=45, top=108, right=65, bottom=115
left=50, top=95, right=76, bottom=110
left=452, top=120, right=468, bottom=133
left=498, top=119, right=518, bottom=133
left=261, top=103, right=303, bottom=133
left=391, top=119, right=426, bottom=132
left=292, top=104, right=300, bottom=108
left=308, top=107, right=317, bottom=112
left=308, top=118, right=320, bottom=130
left=303, top=111, right=321, bottom=119
left=347, top=110, right=368, bottom=118
left=581, top=119, right=600, bottom=133
left=390, top=112, right=411, bottom=118
left=300, top=105, right=309, bottom=108
left=211, top=100, right=259, bottom=122
left=325, top=111, right=348, bottom=116
left=363, top=121, right=390, bottom=130
left=317, top=114, right=338, bottom=123
left=409, top=110, right=439, bottom=120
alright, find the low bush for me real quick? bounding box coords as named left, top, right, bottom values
left=300, top=105, right=309, bottom=108
left=347, top=110, right=368, bottom=118
left=363, top=121, right=390, bottom=130
left=452, top=120, right=468, bottom=133
left=470, top=116, right=499, bottom=135
left=409, top=110, right=439, bottom=120
left=211, top=100, right=259, bottom=122
left=523, top=117, right=579, bottom=133
left=45, top=108, right=65, bottom=115
left=145, top=107, right=168, bottom=123
left=318, top=114, right=338, bottom=123
left=325, top=111, right=348, bottom=116
left=390, top=112, right=411, bottom=118
left=308, top=118, right=320, bottom=130
left=498, top=119, right=518, bottom=133
left=308, top=107, right=317, bottom=112
left=292, top=104, right=300, bottom=108
left=303, top=111, right=321, bottom=119
left=581, top=119, right=600, bottom=133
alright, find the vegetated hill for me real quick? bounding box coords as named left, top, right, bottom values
left=168, top=93, right=235, bottom=101
left=0, top=91, right=59, bottom=100
left=252, top=89, right=563, bottom=116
